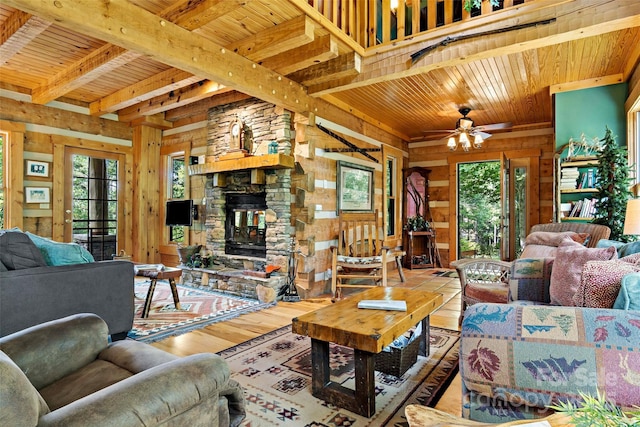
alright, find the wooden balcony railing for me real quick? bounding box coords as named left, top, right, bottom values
left=304, top=0, right=529, bottom=48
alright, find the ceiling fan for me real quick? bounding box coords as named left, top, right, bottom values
left=424, top=107, right=511, bottom=151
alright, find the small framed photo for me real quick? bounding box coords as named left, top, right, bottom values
left=26, top=160, right=49, bottom=177
left=25, top=187, right=50, bottom=203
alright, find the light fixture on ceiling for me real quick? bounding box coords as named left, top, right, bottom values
left=424, top=107, right=510, bottom=151
left=390, top=0, right=399, bottom=13
left=446, top=131, right=484, bottom=151
left=447, top=107, right=485, bottom=151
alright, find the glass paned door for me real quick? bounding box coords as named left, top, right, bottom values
left=64, top=148, right=124, bottom=260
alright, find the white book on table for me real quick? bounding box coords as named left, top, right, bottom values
left=357, top=300, right=407, bottom=311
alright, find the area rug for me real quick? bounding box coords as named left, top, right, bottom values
left=219, top=325, right=460, bottom=426
left=432, top=270, right=458, bottom=278
left=128, top=280, right=276, bottom=343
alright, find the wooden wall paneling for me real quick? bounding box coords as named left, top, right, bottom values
left=0, top=120, right=25, bottom=229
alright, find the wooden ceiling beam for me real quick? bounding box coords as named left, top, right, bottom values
left=0, top=9, right=50, bottom=66
left=289, top=52, right=362, bottom=86
left=31, top=46, right=142, bottom=104
left=226, top=15, right=316, bottom=62
left=549, top=74, right=624, bottom=95
left=308, top=0, right=640, bottom=96
left=89, top=69, right=201, bottom=116
left=163, top=0, right=247, bottom=30
left=30, top=0, right=237, bottom=105
left=164, top=91, right=252, bottom=121
left=260, top=35, right=339, bottom=76
left=5, top=0, right=317, bottom=116
left=118, top=80, right=232, bottom=123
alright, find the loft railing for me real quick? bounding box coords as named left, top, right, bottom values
left=303, top=0, right=528, bottom=48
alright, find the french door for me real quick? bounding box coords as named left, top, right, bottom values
left=452, top=150, right=539, bottom=262
left=63, top=147, right=126, bottom=260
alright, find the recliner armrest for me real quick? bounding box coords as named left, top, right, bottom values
left=37, top=353, right=231, bottom=427
left=0, top=314, right=108, bottom=390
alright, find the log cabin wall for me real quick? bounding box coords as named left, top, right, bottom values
left=408, top=128, right=555, bottom=266
left=0, top=92, right=136, bottom=257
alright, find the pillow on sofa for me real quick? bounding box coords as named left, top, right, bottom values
left=596, top=239, right=640, bottom=258
left=0, top=230, right=47, bottom=270
left=520, top=231, right=589, bottom=258
left=573, top=259, right=640, bottom=308
left=549, top=238, right=617, bottom=306
left=25, top=232, right=95, bottom=266
left=613, top=273, right=640, bottom=310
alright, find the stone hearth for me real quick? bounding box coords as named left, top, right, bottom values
left=182, top=98, right=295, bottom=300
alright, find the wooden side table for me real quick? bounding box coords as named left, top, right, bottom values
left=135, top=266, right=183, bottom=318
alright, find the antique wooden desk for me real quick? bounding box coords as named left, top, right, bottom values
left=135, top=266, right=183, bottom=318
left=291, top=287, right=443, bottom=417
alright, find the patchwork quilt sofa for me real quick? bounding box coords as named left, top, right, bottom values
left=459, top=238, right=640, bottom=422
left=0, top=229, right=134, bottom=339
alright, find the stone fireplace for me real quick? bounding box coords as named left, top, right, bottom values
left=181, top=98, right=295, bottom=300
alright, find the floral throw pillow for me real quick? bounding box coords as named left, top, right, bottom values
left=573, top=260, right=640, bottom=308
left=549, top=239, right=617, bottom=306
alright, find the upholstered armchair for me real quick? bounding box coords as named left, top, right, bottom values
left=0, top=313, right=245, bottom=427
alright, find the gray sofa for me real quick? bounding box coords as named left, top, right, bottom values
left=0, top=230, right=134, bottom=340
left=0, top=313, right=246, bottom=426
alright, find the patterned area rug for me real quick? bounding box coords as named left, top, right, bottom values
left=219, top=325, right=460, bottom=426
left=128, top=280, right=275, bottom=343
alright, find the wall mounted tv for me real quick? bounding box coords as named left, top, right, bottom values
left=165, top=199, right=194, bottom=226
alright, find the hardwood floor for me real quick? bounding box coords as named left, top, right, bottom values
left=151, top=266, right=463, bottom=417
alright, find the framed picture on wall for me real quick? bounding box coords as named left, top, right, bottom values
left=25, top=187, right=50, bottom=203
left=26, top=160, right=49, bottom=177
left=337, top=161, right=374, bottom=212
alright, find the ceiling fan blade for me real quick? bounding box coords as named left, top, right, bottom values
left=471, top=130, right=493, bottom=140
left=422, top=129, right=456, bottom=133
left=476, top=122, right=512, bottom=131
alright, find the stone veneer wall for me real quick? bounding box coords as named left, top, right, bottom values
left=181, top=98, right=294, bottom=300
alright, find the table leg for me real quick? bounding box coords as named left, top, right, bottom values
left=168, top=278, right=181, bottom=310
left=395, top=255, right=406, bottom=282
left=142, top=279, right=157, bottom=318
left=419, top=315, right=430, bottom=357
left=310, top=339, right=377, bottom=418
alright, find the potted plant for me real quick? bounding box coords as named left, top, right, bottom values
left=550, top=390, right=640, bottom=426
left=592, top=127, right=634, bottom=242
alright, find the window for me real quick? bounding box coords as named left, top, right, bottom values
left=167, top=154, right=186, bottom=243
left=386, top=156, right=397, bottom=236
left=383, top=145, right=403, bottom=241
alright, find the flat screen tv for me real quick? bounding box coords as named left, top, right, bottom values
left=165, top=199, right=193, bottom=226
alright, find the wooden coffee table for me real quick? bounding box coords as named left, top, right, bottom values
left=135, top=266, right=183, bottom=318
left=292, top=287, right=443, bottom=417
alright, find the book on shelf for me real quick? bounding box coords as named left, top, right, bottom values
left=566, top=198, right=597, bottom=218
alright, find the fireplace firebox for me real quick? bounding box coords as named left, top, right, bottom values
left=225, top=193, right=267, bottom=257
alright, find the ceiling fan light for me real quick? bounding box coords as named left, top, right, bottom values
left=447, top=136, right=457, bottom=150
left=458, top=117, right=474, bottom=130
left=459, top=132, right=471, bottom=151
left=473, top=133, right=484, bottom=148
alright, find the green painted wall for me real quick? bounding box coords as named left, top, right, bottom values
left=555, top=83, right=627, bottom=151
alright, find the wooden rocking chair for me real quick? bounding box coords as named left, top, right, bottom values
left=331, top=210, right=389, bottom=300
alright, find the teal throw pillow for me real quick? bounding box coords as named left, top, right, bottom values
left=25, top=232, right=95, bottom=266
left=613, top=273, right=640, bottom=310
left=596, top=239, right=640, bottom=258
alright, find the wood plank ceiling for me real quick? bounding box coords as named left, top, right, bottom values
left=1, top=0, right=639, bottom=143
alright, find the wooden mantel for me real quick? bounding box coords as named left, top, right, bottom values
left=188, top=153, right=295, bottom=176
